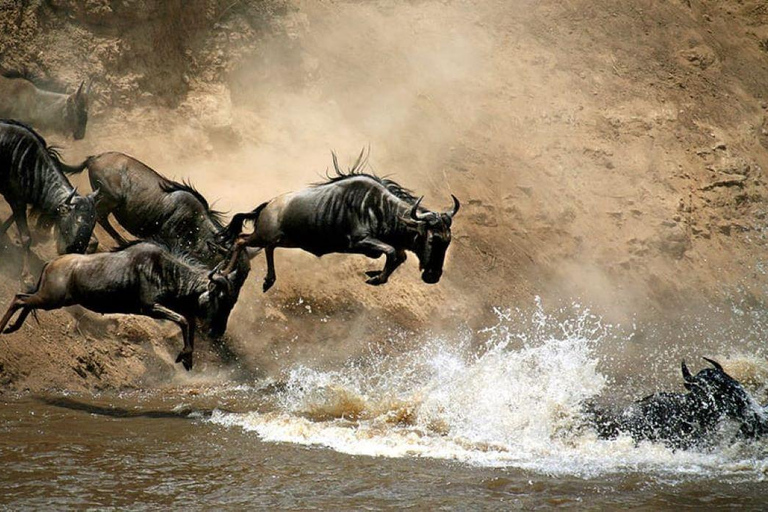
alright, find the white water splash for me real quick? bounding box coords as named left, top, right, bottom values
left=209, top=301, right=768, bottom=479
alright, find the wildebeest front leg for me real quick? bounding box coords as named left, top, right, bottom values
left=0, top=214, right=15, bottom=248
left=0, top=214, right=15, bottom=236
left=11, top=204, right=34, bottom=286
left=147, top=304, right=193, bottom=371
left=263, top=246, right=277, bottom=292
left=354, top=237, right=401, bottom=285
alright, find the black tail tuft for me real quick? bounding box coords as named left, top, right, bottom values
left=216, top=202, right=268, bottom=245
left=60, top=156, right=92, bottom=175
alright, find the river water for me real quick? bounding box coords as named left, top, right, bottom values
left=3, top=303, right=768, bottom=509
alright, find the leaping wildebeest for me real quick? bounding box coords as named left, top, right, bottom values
left=217, top=150, right=460, bottom=291
left=63, top=151, right=250, bottom=288
left=0, top=241, right=248, bottom=371
left=0, top=120, right=99, bottom=282
left=0, top=70, right=90, bottom=140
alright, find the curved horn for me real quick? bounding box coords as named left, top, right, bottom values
left=682, top=360, right=694, bottom=382
left=210, top=272, right=233, bottom=294
left=208, top=260, right=225, bottom=280
left=65, top=188, right=77, bottom=205
left=446, top=194, right=460, bottom=218
left=703, top=357, right=724, bottom=372
left=76, top=80, right=85, bottom=97
left=410, top=196, right=430, bottom=222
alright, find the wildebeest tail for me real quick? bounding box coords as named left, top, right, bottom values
left=60, top=155, right=93, bottom=175
left=216, top=202, right=268, bottom=244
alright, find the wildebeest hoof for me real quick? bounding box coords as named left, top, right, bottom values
left=365, top=274, right=387, bottom=286
left=176, top=352, right=193, bottom=371
left=365, top=270, right=382, bottom=278
left=263, top=278, right=275, bottom=293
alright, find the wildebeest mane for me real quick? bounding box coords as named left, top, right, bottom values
left=316, top=148, right=420, bottom=205
left=159, top=179, right=227, bottom=225
left=0, top=119, right=70, bottom=173
left=111, top=239, right=209, bottom=270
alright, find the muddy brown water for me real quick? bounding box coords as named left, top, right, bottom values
left=1, top=390, right=767, bottom=511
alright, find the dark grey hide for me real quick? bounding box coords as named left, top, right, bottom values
left=63, top=151, right=250, bottom=291
left=0, top=71, right=90, bottom=140
left=217, top=150, right=460, bottom=292
left=587, top=358, right=768, bottom=449
left=0, top=241, right=247, bottom=371
left=0, top=120, right=98, bottom=282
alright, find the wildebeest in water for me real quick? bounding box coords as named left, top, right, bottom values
left=0, top=70, right=90, bottom=140
left=0, top=241, right=248, bottom=371
left=0, top=120, right=99, bottom=282
left=587, top=357, right=768, bottom=448
left=217, top=149, right=460, bottom=291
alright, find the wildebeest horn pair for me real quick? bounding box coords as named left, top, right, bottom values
left=681, top=357, right=725, bottom=383
left=75, top=79, right=93, bottom=98
left=208, top=262, right=232, bottom=294
left=409, top=194, right=461, bottom=221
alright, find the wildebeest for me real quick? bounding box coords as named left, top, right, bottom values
left=63, top=152, right=237, bottom=266
left=0, top=70, right=90, bottom=140
left=587, top=358, right=768, bottom=448
left=217, top=150, right=460, bottom=292
left=0, top=120, right=99, bottom=282
left=0, top=241, right=248, bottom=371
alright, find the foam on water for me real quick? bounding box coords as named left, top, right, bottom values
left=209, top=300, right=768, bottom=479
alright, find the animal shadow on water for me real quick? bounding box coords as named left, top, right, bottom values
left=37, top=396, right=223, bottom=420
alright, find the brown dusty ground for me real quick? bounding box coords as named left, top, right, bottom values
left=1, top=0, right=768, bottom=393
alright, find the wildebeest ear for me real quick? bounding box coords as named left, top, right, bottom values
left=682, top=360, right=694, bottom=383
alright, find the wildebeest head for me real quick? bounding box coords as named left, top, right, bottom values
left=681, top=358, right=764, bottom=431
left=65, top=81, right=90, bottom=140
left=407, top=195, right=460, bottom=284
left=198, top=261, right=244, bottom=338
left=55, top=188, right=99, bottom=254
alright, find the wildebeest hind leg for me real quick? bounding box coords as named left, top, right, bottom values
left=3, top=306, right=32, bottom=334
left=0, top=294, right=31, bottom=333
left=147, top=304, right=193, bottom=371
left=99, top=217, right=128, bottom=246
